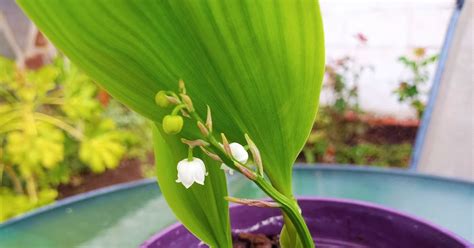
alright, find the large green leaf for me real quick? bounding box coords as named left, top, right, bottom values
left=17, top=0, right=325, bottom=194
left=18, top=0, right=325, bottom=246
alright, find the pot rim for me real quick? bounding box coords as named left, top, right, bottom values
left=140, top=197, right=472, bottom=247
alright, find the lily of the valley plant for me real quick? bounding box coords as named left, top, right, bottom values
left=17, top=1, right=325, bottom=247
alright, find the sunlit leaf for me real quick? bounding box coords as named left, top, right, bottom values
left=0, top=187, right=57, bottom=222
left=79, top=119, right=126, bottom=173
left=61, top=66, right=102, bottom=120
left=6, top=122, right=64, bottom=170
left=0, top=57, right=16, bottom=85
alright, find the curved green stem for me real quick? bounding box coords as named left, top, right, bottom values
left=33, top=112, right=83, bottom=140
left=187, top=112, right=313, bottom=247
left=254, top=177, right=314, bottom=248
left=175, top=98, right=313, bottom=247
left=4, top=164, right=24, bottom=194
left=213, top=141, right=313, bottom=247
left=171, top=104, right=186, bottom=116
left=187, top=147, right=194, bottom=161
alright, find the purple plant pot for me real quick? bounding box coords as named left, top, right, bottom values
left=141, top=198, right=471, bottom=247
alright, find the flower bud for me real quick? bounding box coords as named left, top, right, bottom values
left=155, top=91, right=170, bottom=108
left=234, top=161, right=256, bottom=180
left=162, top=115, right=183, bottom=134
left=200, top=147, right=223, bottom=162
left=221, top=133, right=232, bottom=156
left=180, top=94, right=194, bottom=112
left=220, top=142, right=249, bottom=175
left=229, top=143, right=249, bottom=164
left=197, top=121, right=209, bottom=137
left=206, top=105, right=213, bottom=132
left=176, top=157, right=207, bottom=188
left=179, top=79, right=186, bottom=94
left=245, top=134, right=263, bottom=176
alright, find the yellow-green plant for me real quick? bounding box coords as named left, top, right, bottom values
left=17, top=1, right=325, bottom=247
left=0, top=56, right=130, bottom=221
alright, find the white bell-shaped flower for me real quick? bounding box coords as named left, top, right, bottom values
left=229, top=143, right=249, bottom=163
left=221, top=143, right=248, bottom=175
left=176, top=157, right=207, bottom=188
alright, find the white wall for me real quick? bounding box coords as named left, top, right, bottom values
left=418, top=0, right=473, bottom=181
left=320, top=0, right=455, bottom=118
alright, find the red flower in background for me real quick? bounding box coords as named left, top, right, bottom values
left=97, top=89, right=110, bottom=107
left=354, top=33, right=368, bottom=44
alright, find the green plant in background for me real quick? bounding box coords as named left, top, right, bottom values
left=302, top=38, right=416, bottom=168
left=302, top=131, right=330, bottom=164
left=0, top=56, right=136, bottom=221
left=303, top=36, right=373, bottom=165
left=394, top=47, right=438, bottom=118
left=302, top=107, right=413, bottom=168
left=102, top=100, right=154, bottom=176
left=324, top=34, right=373, bottom=113
left=17, top=0, right=325, bottom=247
left=303, top=107, right=367, bottom=164
left=335, top=143, right=412, bottom=167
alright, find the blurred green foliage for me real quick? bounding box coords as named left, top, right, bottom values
left=335, top=143, right=412, bottom=166
left=303, top=108, right=412, bottom=167
left=324, top=57, right=372, bottom=113
left=324, top=35, right=373, bottom=114
left=0, top=56, right=151, bottom=222
left=394, top=48, right=438, bottom=118
left=303, top=44, right=413, bottom=168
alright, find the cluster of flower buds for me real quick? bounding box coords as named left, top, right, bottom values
left=154, top=80, right=194, bottom=135
left=154, top=80, right=264, bottom=191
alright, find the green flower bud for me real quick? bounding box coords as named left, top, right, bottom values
left=163, top=115, right=184, bottom=134
left=155, top=91, right=169, bottom=108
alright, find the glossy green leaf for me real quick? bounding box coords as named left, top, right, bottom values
left=18, top=0, right=325, bottom=246
left=18, top=0, right=324, bottom=193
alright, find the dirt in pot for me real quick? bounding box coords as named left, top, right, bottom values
left=233, top=233, right=280, bottom=248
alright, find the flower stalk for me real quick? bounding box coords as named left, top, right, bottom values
left=181, top=138, right=209, bottom=148
left=156, top=81, right=315, bottom=248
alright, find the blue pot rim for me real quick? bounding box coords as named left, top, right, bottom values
left=1, top=165, right=472, bottom=228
